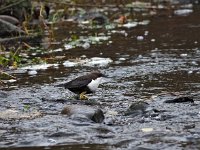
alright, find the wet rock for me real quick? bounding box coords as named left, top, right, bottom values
left=164, top=96, right=194, bottom=103
left=183, top=124, right=195, bottom=130
left=61, top=105, right=104, bottom=123
left=125, top=101, right=149, bottom=116
left=91, top=14, right=108, bottom=25
left=76, top=11, right=108, bottom=25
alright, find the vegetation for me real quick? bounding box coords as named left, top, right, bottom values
left=0, top=0, right=176, bottom=84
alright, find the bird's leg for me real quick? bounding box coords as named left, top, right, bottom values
left=79, top=91, right=88, bottom=100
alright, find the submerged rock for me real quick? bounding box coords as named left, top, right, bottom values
left=125, top=101, right=149, bottom=116
left=61, top=105, right=104, bottom=123
left=164, top=96, right=194, bottom=103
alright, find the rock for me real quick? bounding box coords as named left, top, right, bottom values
left=61, top=105, right=104, bottom=123
left=164, top=96, right=194, bottom=103
left=75, top=10, right=108, bottom=25
left=91, top=14, right=108, bottom=25
left=0, top=18, right=25, bottom=37
left=125, top=101, right=149, bottom=116
left=183, top=124, right=195, bottom=130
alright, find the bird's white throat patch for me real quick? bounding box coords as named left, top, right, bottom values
left=87, top=77, right=102, bottom=92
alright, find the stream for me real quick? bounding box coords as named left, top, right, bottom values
left=1, top=2, right=200, bottom=150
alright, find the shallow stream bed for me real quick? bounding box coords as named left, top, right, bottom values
left=1, top=2, right=200, bottom=150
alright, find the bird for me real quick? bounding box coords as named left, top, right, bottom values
left=63, top=71, right=106, bottom=100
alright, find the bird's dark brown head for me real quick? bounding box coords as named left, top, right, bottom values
left=91, top=71, right=106, bottom=78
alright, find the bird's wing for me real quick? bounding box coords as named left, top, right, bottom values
left=64, top=76, right=92, bottom=89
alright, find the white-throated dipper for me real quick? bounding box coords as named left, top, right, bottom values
left=63, top=71, right=106, bottom=100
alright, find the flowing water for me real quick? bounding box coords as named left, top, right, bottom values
left=1, top=2, right=200, bottom=150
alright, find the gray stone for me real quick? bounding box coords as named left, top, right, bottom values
left=61, top=105, right=104, bottom=123
left=164, top=96, right=194, bottom=103
left=125, top=101, right=149, bottom=116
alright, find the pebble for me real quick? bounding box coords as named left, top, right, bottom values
left=137, top=36, right=144, bottom=41
left=180, top=53, right=187, bottom=57
left=28, top=70, right=37, bottom=75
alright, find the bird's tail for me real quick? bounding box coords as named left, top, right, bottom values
left=55, top=83, right=65, bottom=88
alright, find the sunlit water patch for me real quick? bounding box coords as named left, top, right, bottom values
left=174, top=9, right=193, bottom=16
left=63, top=57, right=113, bottom=67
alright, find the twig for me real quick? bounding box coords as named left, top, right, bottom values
left=13, top=47, right=20, bottom=58
left=23, top=42, right=32, bottom=49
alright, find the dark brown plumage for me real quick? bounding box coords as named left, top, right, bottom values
left=64, top=71, right=106, bottom=94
